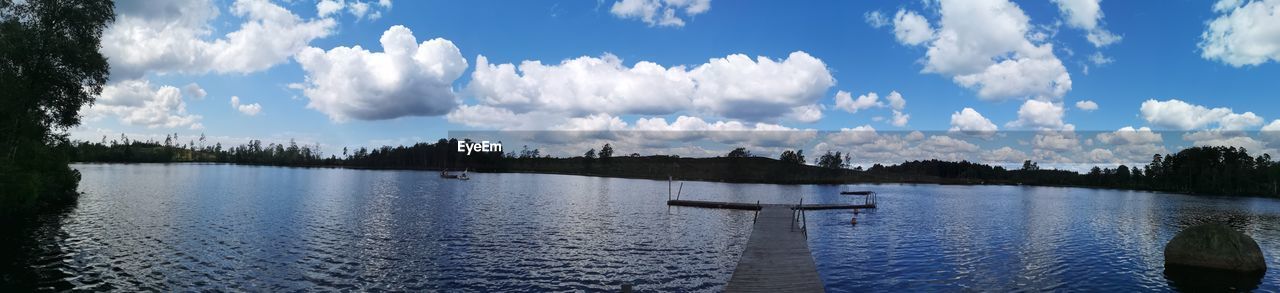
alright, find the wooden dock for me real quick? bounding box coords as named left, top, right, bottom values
left=667, top=199, right=762, bottom=210
left=666, top=200, right=875, bottom=210
left=665, top=197, right=874, bottom=292
left=724, top=206, right=825, bottom=292
left=793, top=203, right=875, bottom=210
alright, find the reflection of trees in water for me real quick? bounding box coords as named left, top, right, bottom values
left=0, top=200, right=79, bottom=291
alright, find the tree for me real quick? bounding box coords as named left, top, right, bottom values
left=816, top=151, right=844, bottom=169
left=779, top=150, right=805, bottom=164
left=727, top=147, right=752, bottom=158
left=1021, top=160, right=1040, bottom=171
left=1, top=0, right=115, bottom=215
left=584, top=148, right=597, bottom=159
left=599, top=143, right=613, bottom=160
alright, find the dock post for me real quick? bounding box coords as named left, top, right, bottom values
left=676, top=182, right=684, bottom=200
left=668, top=176, right=672, bottom=200
left=621, top=283, right=633, bottom=293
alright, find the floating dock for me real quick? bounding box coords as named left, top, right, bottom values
left=723, top=206, right=825, bottom=292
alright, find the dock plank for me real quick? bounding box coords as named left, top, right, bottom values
left=724, top=206, right=825, bottom=293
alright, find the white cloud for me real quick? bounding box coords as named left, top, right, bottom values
left=865, top=10, right=889, bottom=28
left=834, top=91, right=883, bottom=114
left=1262, top=119, right=1280, bottom=147
left=983, top=146, right=1030, bottom=163
left=1183, top=130, right=1270, bottom=154
left=1009, top=100, right=1066, bottom=129
left=786, top=104, right=824, bottom=123
left=893, top=0, right=1072, bottom=101
left=1096, top=126, right=1162, bottom=145
left=295, top=25, right=467, bottom=121
left=83, top=79, right=203, bottom=129
left=183, top=83, right=207, bottom=100
left=102, top=0, right=337, bottom=80
left=1051, top=0, right=1122, bottom=47
left=610, top=0, right=711, bottom=27
left=1139, top=99, right=1264, bottom=130
left=316, top=0, right=391, bottom=20
left=825, top=125, right=880, bottom=146
left=1074, top=100, right=1098, bottom=111
left=890, top=110, right=910, bottom=127
left=464, top=51, right=832, bottom=124
left=1201, top=0, right=1280, bottom=67
left=1032, top=129, right=1081, bottom=152
left=1220, top=112, right=1265, bottom=131
left=230, top=96, right=262, bottom=116
left=949, top=107, right=998, bottom=136
left=893, top=10, right=934, bottom=46
left=885, top=91, right=907, bottom=111
left=1088, top=52, right=1114, bottom=65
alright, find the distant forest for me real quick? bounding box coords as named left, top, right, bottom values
left=68, top=134, right=1280, bottom=198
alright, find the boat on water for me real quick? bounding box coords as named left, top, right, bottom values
left=440, top=169, right=469, bottom=180
left=440, top=170, right=459, bottom=179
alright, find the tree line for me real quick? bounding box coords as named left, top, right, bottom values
left=67, top=135, right=1280, bottom=197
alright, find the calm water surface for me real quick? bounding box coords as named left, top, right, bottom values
left=9, top=164, right=1280, bottom=291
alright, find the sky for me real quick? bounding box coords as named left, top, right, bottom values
left=74, top=0, right=1280, bottom=168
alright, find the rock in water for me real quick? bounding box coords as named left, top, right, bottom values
left=1164, top=223, right=1266, bottom=273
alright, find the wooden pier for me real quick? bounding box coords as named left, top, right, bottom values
left=663, top=189, right=876, bottom=292
left=724, top=206, right=825, bottom=292
left=667, top=199, right=762, bottom=210
left=666, top=200, right=875, bottom=210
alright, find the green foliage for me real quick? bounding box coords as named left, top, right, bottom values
left=0, top=0, right=113, bottom=217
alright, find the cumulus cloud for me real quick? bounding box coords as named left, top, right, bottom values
left=890, top=110, right=911, bottom=127
left=102, top=0, right=336, bottom=80
left=1051, top=0, right=1122, bottom=47
left=893, top=10, right=934, bottom=46
left=885, top=91, right=907, bottom=111
left=1009, top=100, right=1066, bottom=129
left=834, top=91, right=883, bottom=114
left=1140, top=99, right=1263, bottom=130
left=610, top=0, right=711, bottom=27
left=1075, top=100, right=1098, bottom=111
left=891, top=0, right=1071, bottom=101
left=1096, top=126, right=1162, bottom=145
left=295, top=25, right=467, bottom=121
left=230, top=96, right=262, bottom=116
left=949, top=107, right=998, bottom=137
left=1201, top=0, right=1280, bottom=67
left=82, top=79, right=203, bottom=129
left=462, top=51, right=833, bottom=124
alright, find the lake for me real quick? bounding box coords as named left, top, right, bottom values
left=6, top=163, right=1279, bottom=291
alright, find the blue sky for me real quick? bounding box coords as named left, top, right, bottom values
left=76, top=0, right=1280, bottom=166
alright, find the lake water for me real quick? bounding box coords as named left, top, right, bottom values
left=6, top=164, right=1279, bottom=291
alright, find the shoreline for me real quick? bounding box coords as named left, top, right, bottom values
left=68, top=161, right=1272, bottom=199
